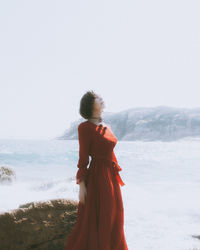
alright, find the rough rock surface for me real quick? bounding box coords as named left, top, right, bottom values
left=0, top=166, right=16, bottom=184
left=0, top=198, right=78, bottom=250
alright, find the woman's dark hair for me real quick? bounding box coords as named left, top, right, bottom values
left=79, top=90, right=103, bottom=119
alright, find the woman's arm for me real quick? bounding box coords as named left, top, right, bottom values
left=76, top=123, right=91, bottom=185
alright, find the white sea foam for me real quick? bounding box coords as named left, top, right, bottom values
left=0, top=139, right=200, bottom=250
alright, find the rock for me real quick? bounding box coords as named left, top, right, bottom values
left=0, top=198, right=79, bottom=250
left=0, top=166, right=16, bottom=184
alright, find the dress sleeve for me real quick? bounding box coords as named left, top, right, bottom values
left=76, top=123, right=91, bottom=184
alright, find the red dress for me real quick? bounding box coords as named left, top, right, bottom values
left=65, top=120, right=128, bottom=250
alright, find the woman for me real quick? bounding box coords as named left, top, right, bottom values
left=65, top=90, right=129, bottom=250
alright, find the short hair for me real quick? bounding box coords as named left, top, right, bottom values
left=79, top=90, right=103, bottom=119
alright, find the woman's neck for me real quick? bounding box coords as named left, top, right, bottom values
left=88, top=116, right=103, bottom=125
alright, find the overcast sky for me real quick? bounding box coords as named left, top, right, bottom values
left=0, top=0, right=199, bottom=140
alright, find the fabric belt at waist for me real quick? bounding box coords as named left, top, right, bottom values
left=91, top=155, right=125, bottom=186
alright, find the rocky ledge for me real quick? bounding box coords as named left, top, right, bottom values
left=0, top=199, right=78, bottom=250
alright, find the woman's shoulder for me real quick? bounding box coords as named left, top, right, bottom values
left=78, top=121, right=86, bottom=129
left=78, top=120, right=93, bottom=130
left=78, top=121, right=95, bottom=139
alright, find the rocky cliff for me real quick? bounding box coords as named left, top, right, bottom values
left=56, top=106, right=200, bottom=141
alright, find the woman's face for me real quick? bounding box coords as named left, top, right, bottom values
left=92, top=96, right=105, bottom=116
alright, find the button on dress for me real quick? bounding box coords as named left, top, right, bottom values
left=65, top=120, right=128, bottom=250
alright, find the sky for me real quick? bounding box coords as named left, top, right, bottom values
left=0, top=0, right=199, bottom=140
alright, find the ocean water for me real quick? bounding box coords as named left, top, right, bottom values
left=0, top=138, right=200, bottom=250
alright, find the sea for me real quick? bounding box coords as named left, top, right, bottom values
left=0, top=138, right=200, bottom=250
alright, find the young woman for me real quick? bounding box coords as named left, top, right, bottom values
left=65, top=90, right=129, bottom=250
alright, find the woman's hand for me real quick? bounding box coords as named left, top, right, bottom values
left=78, top=181, right=87, bottom=205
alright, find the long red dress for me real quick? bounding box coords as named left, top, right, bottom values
left=65, top=120, right=128, bottom=250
